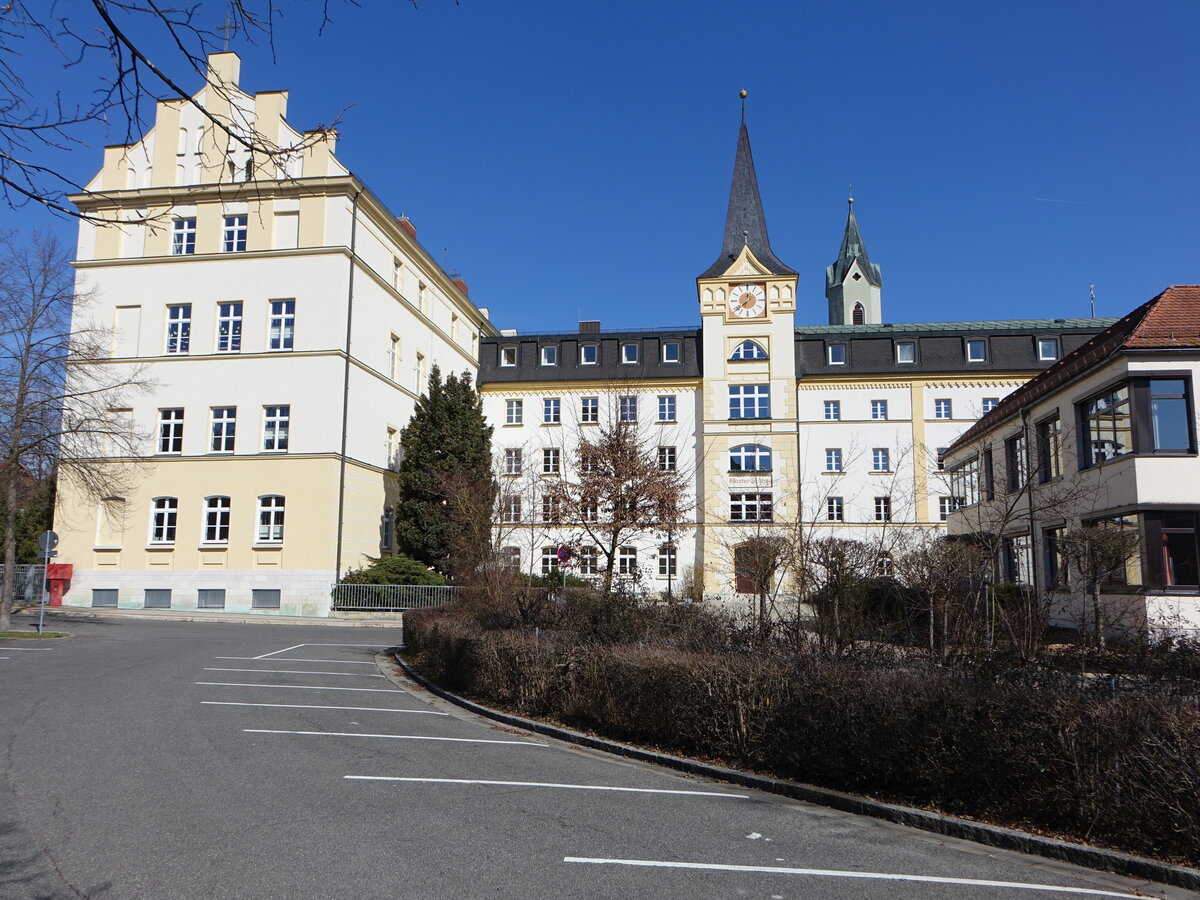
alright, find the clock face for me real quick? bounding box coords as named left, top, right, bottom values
left=728, top=283, right=766, bottom=319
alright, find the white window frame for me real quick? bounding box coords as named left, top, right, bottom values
left=935, top=398, right=953, bottom=420
left=618, top=546, right=638, bottom=575
left=730, top=340, right=768, bottom=361
left=661, top=342, right=681, bottom=364
left=216, top=301, right=242, bottom=353
left=540, top=345, right=558, bottom=366
left=171, top=218, right=196, bottom=255
left=657, top=395, right=676, bottom=422
left=500, top=345, right=518, bottom=367
left=165, top=303, right=191, bottom=354
left=828, top=343, right=847, bottom=365
left=827, top=496, right=844, bottom=522
left=389, top=334, right=401, bottom=380
left=503, top=448, right=523, bottom=476
left=825, top=448, right=842, bottom=472
left=502, top=496, right=522, bottom=524
left=824, top=400, right=841, bottom=421
left=158, top=408, right=184, bottom=454
left=505, top=399, right=523, bottom=425
left=871, top=399, right=888, bottom=420
left=269, top=300, right=295, bottom=351
left=385, top=428, right=398, bottom=470
left=657, top=544, right=676, bottom=578
left=982, top=397, right=999, bottom=414
left=257, top=495, right=285, bottom=543
left=579, top=344, right=598, bottom=366
left=149, top=497, right=177, bottom=544
left=874, top=496, right=892, bottom=522
left=210, top=406, right=236, bottom=453
left=580, top=397, right=599, bottom=424
left=1038, top=337, right=1059, bottom=361
left=542, top=447, right=560, bottom=475
left=729, top=444, right=771, bottom=472
left=619, top=395, right=637, bottom=423
left=872, top=447, right=891, bottom=472
left=729, top=384, right=770, bottom=419
left=263, top=405, right=290, bottom=452
left=222, top=214, right=247, bottom=252
left=895, top=341, right=916, bottom=364
left=543, top=397, right=561, bottom=424
left=730, top=492, right=773, bottom=522
left=621, top=342, right=639, bottom=364
left=203, top=495, right=231, bottom=544
left=579, top=546, right=598, bottom=575
left=541, top=547, right=560, bottom=575
left=657, top=445, right=676, bottom=471
left=966, top=339, right=987, bottom=363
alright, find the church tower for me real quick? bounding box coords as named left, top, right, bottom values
left=825, top=194, right=882, bottom=325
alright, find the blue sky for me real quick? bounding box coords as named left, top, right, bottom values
left=11, top=0, right=1200, bottom=333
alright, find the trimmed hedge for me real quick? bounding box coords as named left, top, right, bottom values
left=405, top=605, right=1200, bottom=865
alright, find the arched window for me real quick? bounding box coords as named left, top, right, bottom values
left=729, top=340, right=768, bottom=360
left=852, top=303, right=865, bottom=325
left=729, top=444, right=772, bottom=473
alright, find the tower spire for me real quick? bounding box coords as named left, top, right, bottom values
left=828, top=194, right=880, bottom=289
left=699, top=100, right=795, bottom=279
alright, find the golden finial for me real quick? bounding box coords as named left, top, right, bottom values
left=739, top=89, right=747, bottom=99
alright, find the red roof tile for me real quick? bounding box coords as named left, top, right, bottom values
left=1125, top=285, right=1200, bottom=348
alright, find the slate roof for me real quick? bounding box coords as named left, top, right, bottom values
left=827, top=201, right=881, bottom=288
left=699, top=122, right=796, bottom=279
left=795, top=318, right=1116, bottom=336
left=948, top=286, right=1200, bottom=453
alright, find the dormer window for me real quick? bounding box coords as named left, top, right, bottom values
left=1038, top=338, right=1060, bottom=362
left=661, top=342, right=681, bottom=364
left=730, top=340, right=768, bottom=361
left=500, top=346, right=517, bottom=367
left=540, top=345, right=558, bottom=366
left=828, top=343, right=847, bottom=365
left=895, top=341, right=916, bottom=364
left=621, top=342, right=639, bottom=364
left=579, top=344, right=598, bottom=366
left=966, top=339, right=987, bottom=363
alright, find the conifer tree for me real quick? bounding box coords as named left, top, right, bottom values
left=394, top=366, right=495, bottom=575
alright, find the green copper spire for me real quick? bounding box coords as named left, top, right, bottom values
left=827, top=194, right=881, bottom=289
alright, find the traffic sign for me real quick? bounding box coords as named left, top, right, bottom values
left=38, top=530, right=58, bottom=551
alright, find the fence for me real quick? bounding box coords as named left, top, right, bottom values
left=0, top=565, right=46, bottom=603
left=330, top=583, right=463, bottom=612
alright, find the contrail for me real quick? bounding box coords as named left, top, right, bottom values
left=1031, top=197, right=1088, bottom=204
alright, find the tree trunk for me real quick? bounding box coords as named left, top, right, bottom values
left=1092, top=587, right=1105, bottom=650
left=0, top=471, right=18, bottom=632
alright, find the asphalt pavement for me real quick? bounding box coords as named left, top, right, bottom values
left=0, top=617, right=1191, bottom=899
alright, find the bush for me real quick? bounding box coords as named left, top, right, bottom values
left=341, top=553, right=446, bottom=586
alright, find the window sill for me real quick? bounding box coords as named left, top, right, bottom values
left=145, top=544, right=175, bottom=551
left=658, top=419, right=677, bottom=425
left=502, top=423, right=523, bottom=427
left=252, top=543, right=283, bottom=551
left=198, top=544, right=229, bottom=550
left=869, top=470, right=892, bottom=475
left=93, top=545, right=122, bottom=551
left=822, top=470, right=843, bottom=476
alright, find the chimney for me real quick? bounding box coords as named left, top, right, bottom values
left=579, top=320, right=601, bottom=333
left=452, top=277, right=469, bottom=297
left=397, top=216, right=416, bottom=239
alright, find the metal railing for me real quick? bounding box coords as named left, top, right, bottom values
left=0, top=565, right=46, bottom=603
left=330, top=583, right=462, bottom=612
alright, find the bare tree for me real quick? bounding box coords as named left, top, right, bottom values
left=1059, top=522, right=1142, bottom=650
left=0, top=231, right=150, bottom=630
left=0, top=1, right=418, bottom=221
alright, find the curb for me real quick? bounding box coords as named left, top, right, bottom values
left=392, top=652, right=1200, bottom=894
left=22, top=607, right=405, bottom=629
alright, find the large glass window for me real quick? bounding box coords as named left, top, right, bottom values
left=729, top=384, right=770, bottom=419
left=269, top=300, right=295, bottom=350
left=501, top=496, right=522, bottom=523
left=730, top=444, right=771, bottom=472
left=948, top=456, right=980, bottom=508
left=257, top=495, right=285, bottom=543
left=1149, top=379, right=1191, bottom=451
left=618, top=546, right=638, bottom=574
left=1082, top=384, right=1132, bottom=465
left=730, top=493, right=772, bottom=522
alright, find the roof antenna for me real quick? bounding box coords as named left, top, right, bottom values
left=1090, top=283, right=1096, bottom=318
left=739, top=89, right=747, bottom=124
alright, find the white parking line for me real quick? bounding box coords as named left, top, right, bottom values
left=204, top=667, right=385, bottom=678
left=214, top=657, right=378, bottom=665
left=246, top=729, right=546, bottom=747
left=202, top=701, right=447, bottom=715
left=196, top=682, right=405, bottom=693
left=0, top=646, right=53, bottom=651
left=253, top=643, right=306, bottom=659
left=345, top=777, right=748, bottom=798
left=561, top=858, right=1144, bottom=897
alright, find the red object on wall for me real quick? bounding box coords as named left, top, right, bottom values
left=46, top=563, right=73, bottom=606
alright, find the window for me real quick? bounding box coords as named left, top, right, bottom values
left=252, top=589, right=281, bottom=610
left=222, top=215, right=247, bottom=252
left=1038, top=338, right=1059, bottom=362
left=934, top=398, right=952, bottom=420
left=852, top=303, right=866, bottom=325
left=825, top=448, right=843, bottom=472
left=938, top=496, right=964, bottom=521
left=257, top=495, right=285, bottom=543
left=1148, top=379, right=1192, bottom=452
left=581, top=500, right=599, bottom=522
left=982, top=397, right=999, bottom=414
left=874, top=496, right=892, bottom=522
left=500, top=346, right=517, bottom=367
left=263, top=405, right=290, bottom=451
left=579, top=344, right=598, bottom=365
left=500, top=547, right=521, bottom=572
left=657, top=395, right=676, bottom=422
left=144, top=589, right=172, bottom=609
left=542, top=447, right=560, bottom=475
left=150, top=497, right=177, bottom=544
left=210, top=407, right=236, bottom=452
left=501, top=496, right=522, bottom=523
left=197, top=589, right=226, bottom=609
left=385, top=428, right=398, bottom=470
left=1081, top=384, right=1132, bottom=465
left=1044, top=526, right=1067, bottom=591
left=948, top=456, right=982, bottom=508
left=381, top=507, right=394, bottom=551
left=503, top=448, right=522, bottom=476
left=158, top=408, right=184, bottom=454
left=1038, top=416, right=1063, bottom=482
left=165, top=303, right=191, bottom=354
left=621, top=343, right=639, bottom=364
left=171, top=218, right=196, bottom=255
left=730, top=444, right=771, bottom=472
left=216, top=302, right=242, bottom=352
left=895, top=341, right=916, bottom=364
left=540, top=547, right=560, bottom=575
left=580, top=397, right=599, bottom=424
left=578, top=546, right=598, bottom=575
left=871, top=399, right=888, bottom=420
left=826, top=497, right=844, bottom=522
left=730, top=493, right=773, bottom=522
left=982, top=447, right=995, bottom=500
left=543, top=397, right=561, bottom=424
left=1148, top=512, right=1200, bottom=589
left=92, top=589, right=118, bottom=608
left=729, top=384, right=770, bottom=419
left=269, top=300, right=295, bottom=350
left=877, top=553, right=894, bottom=577
left=824, top=400, right=841, bottom=421
left=619, top=395, right=638, bottom=423
left=658, top=544, right=677, bottom=578
left=936, top=447, right=947, bottom=471
left=1002, top=534, right=1033, bottom=585
left=730, top=340, right=767, bottom=361
left=505, top=399, right=523, bottom=425
left=662, top=342, right=681, bottom=364
left=827, top=343, right=847, bottom=365
left=1005, top=433, right=1027, bottom=492
left=389, top=335, right=401, bottom=380
left=966, top=339, right=987, bottom=363
left=870, top=447, right=891, bottom=472
left=618, top=546, right=638, bottom=575
left=540, top=345, right=557, bottom=366
left=541, top=495, right=560, bottom=523
left=418, top=282, right=428, bottom=314
left=657, top=446, right=676, bottom=471
left=203, top=496, right=231, bottom=543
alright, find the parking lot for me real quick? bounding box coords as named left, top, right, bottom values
left=0, top=618, right=1186, bottom=899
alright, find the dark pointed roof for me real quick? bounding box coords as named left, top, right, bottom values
left=700, top=121, right=795, bottom=279
left=827, top=199, right=881, bottom=288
